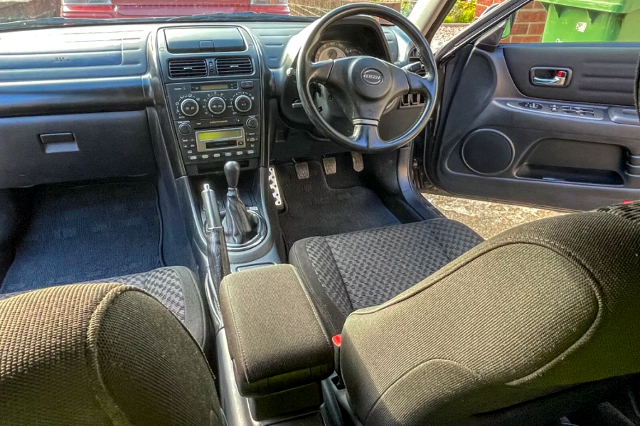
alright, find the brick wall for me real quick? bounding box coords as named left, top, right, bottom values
left=475, top=0, right=548, bottom=43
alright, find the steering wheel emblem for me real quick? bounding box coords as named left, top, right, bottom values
left=361, top=68, right=383, bottom=85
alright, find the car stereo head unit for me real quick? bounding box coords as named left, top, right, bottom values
left=196, top=127, right=245, bottom=152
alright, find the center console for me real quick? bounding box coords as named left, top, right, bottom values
left=157, top=24, right=325, bottom=426
left=158, top=25, right=280, bottom=270
left=166, top=79, right=261, bottom=174
left=158, top=25, right=263, bottom=176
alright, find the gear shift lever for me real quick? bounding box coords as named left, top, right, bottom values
left=224, top=160, right=241, bottom=189
left=222, top=161, right=254, bottom=244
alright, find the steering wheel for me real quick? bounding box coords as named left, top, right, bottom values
left=296, top=3, right=438, bottom=153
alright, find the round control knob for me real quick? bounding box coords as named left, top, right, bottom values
left=180, top=98, right=199, bottom=117
left=178, top=123, right=192, bottom=135
left=208, top=97, right=226, bottom=115
left=234, top=94, right=252, bottom=113
left=246, top=117, right=259, bottom=129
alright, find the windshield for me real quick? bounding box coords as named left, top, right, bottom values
left=0, top=0, right=434, bottom=27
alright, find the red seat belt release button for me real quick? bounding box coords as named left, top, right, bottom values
left=332, top=334, right=342, bottom=376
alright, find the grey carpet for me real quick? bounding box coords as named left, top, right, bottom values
left=0, top=181, right=163, bottom=294
left=277, top=161, right=400, bottom=249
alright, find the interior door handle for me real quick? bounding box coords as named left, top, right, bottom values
left=530, top=67, right=572, bottom=87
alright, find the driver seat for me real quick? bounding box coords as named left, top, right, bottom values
left=290, top=218, right=483, bottom=335
left=291, top=203, right=640, bottom=426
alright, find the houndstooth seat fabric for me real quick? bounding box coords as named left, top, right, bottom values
left=290, top=219, right=483, bottom=335
left=0, top=267, right=207, bottom=346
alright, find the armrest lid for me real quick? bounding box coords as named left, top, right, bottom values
left=220, top=264, right=333, bottom=396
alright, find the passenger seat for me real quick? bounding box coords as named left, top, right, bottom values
left=0, top=266, right=208, bottom=347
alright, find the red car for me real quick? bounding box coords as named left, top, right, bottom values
left=61, top=0, right=289, bottom=19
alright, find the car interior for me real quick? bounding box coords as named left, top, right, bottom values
left=2, top=0, right=640, bottom=425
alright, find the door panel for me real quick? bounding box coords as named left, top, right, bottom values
left=503, top=44, right=639, bottom=106
left=430, top=44, right=640, bottom=211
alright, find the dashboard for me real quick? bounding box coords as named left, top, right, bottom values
left=0, top=18, right=419, bottom=188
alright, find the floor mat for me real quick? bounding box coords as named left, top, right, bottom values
left=1, top=181, right=163, bottom=294
left=277, top=161, right=400, bottom=249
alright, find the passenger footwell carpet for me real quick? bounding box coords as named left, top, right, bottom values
left=276, top=161, right=400, bottom=249
left=0, top=181, right=163, bottom=294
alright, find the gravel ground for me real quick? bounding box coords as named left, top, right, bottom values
left=431, top=24, right=469, bottom=52
left=423, top=194, right=566, bottom=239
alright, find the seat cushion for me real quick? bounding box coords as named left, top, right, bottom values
left=290, top=219, right=483, bottom=335
left=0, top=266, right=207, bottom=346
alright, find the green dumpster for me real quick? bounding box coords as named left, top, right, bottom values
left=539, top=0, right=640, bottom=42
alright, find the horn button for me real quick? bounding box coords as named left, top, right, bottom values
left=349, top=58, right=392, bottom=100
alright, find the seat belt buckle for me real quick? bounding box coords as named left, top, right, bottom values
left=332, top=334, right=342, bottom=377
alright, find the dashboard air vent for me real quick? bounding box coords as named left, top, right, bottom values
left=168, top=59, right=208, bottom=78
left=216, top=57, right=253, bottom=76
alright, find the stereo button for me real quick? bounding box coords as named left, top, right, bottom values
left=246, top=117, right=259, bottom=129
left=178, top=123, right=192, bottom=135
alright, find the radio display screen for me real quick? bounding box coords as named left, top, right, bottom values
left=196, top=129, right=243, bottom=142
left=193, top=83, right=230, bottom=91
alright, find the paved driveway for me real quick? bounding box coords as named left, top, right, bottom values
left=423, top=194, right=565, bottom=239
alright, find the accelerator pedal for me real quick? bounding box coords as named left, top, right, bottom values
left=351, top=152, right=364, bottom=172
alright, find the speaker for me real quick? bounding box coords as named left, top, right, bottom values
left=461, top=129, right=514, bottom=176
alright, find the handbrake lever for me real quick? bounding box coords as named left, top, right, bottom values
left=201, top=184, right=231, bottom=293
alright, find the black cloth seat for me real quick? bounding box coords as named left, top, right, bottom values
left=0, top=266, right=207, bottom=346
left=0, top=282, right=221, bottom=426
left=290, top=219, right=483, bottom=335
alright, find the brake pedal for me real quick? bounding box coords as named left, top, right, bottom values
left=294, top=162, right=310, bottom=179
left=351, top=152, right=364, bottom=172
left=323, top=157, right=337, bottom=175
left=268, top=166, right=284, bottom=211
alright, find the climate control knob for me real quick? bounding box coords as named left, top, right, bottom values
left=208, top=97, right=226, bottom=115
left=179, top=98, right=199, bottom=117
left=234, top=94, right=252, bottom=113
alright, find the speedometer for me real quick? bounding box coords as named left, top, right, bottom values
left=314, top=41, right=347, bottom=62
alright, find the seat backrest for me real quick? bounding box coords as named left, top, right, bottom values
left=0, top=282, right=222, bottom=426
left=340, top=203, right=640, bottom=426
left=636, top=53, right=639, bottom=119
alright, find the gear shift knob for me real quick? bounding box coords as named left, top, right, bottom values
left=224, top=161, right=241, bottom=189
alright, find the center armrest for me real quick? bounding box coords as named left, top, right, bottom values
left=220, top=264, right=334, bottom=397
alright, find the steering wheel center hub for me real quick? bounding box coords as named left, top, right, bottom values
left=350, top=57, right=391, bottom=100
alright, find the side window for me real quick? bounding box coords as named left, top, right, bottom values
left=502, top=0, right=640, bottom=43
